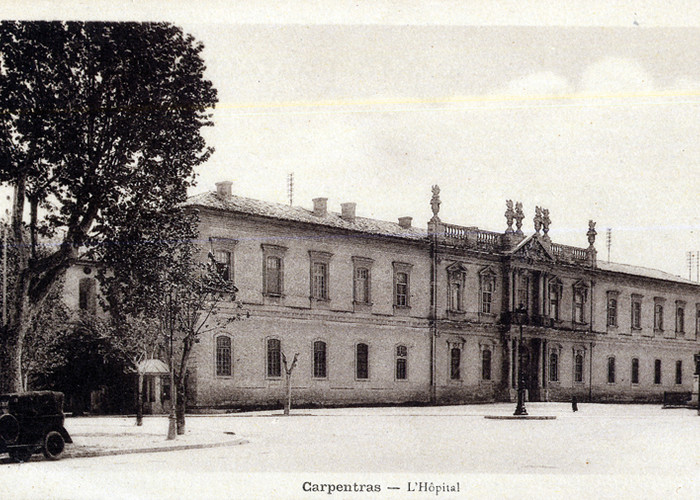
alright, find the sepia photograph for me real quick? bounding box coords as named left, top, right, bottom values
left=0, top=2, right=699, bottom=499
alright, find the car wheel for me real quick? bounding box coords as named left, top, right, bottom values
left=9, top=447, right=33, bottom=463
left=43, top=431, right=66, bottom=460
left=0, top=414, right=19, bottom=444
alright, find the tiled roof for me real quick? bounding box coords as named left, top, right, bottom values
left=184, top=191, right=428, bottom=241
left=597, top=261, right=698, bottom=286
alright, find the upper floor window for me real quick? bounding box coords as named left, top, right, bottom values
left=548, top=278, right=563, bottom=320
left=215, top=336, right=232, bottom=377
left=517, top=274, right=530, bottom=311
left=675, top=360, right=682, bottom=385
left=572, top=282, right=588, bottom=324
left=79, top=277, right=97, bottom=314
left=352, top=257, right=373, bottom=306
left=549, top=351, right=559, bottom=382
left=654, top=359, right=662, bottom=385
left=480, top=268, right=497, bottom=314
left=267, top=338, right=281, bottom=378
left=653, top=299, right=665, bottom=332
left=447, top=264, right=467, bottom=312
left=262, top=244, right=287, bottom=297
left=214, top=250, right=232, bottom=282
left=395, top=345, right=408, bottom=380
left=676, top=301, right=686, bottom=334
left=631, top=358, right=640, bottom=384
left=696, top=304, right=700, bottom=336
left=356, top=343, right=369, bottom=379
left=313, top=341, right=327, bottom=378
left=393, top=262, right=413, bottom=308
left=450, top=347, right=461, bottom=380
left=606, top=294, right=618, bottom=327
left=309, top=251, right=332, bottom=301
left=631, top=295, right=643, bottom=330
left=574, top=350, right=584, bottom=383
left=481, top=349, right=492, bottom=380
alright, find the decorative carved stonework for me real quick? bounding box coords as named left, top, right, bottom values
left=515, top=238, right=553, bottom=263
left=430, top=185, right=441, bottom=223
left=542, top=208, right=551, bottom=237
left=587, top=220, right=597, bottom=248
left=505, top=200, right=515, bottom=234
left=534, top=206, right=543, bottom=234
left=514, top=201, right=524, bottom=235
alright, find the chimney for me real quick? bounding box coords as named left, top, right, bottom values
left=398, top=216, right=412, bottom=229
left=312, top=197, right=328, bottom=217
left=341, top=202, right=356, bottom=222
left=215, top=181, right=232, bottom=199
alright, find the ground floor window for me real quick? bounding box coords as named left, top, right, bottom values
left=675, top=360, right=682, bottom=385
left=631, top=358, right=639, bottom=384
left=267, top=338, right=281, bottom=377
left=313, top=341, right=327, bottom=378
left=481, top=349, right=491, bottom=380
left=215, top=336, right=232, bottom=377
left=574, top=352, right=584, bottom=383
left=450, top=348, right=461, bottom=380
left=396, top=345, right=407, bottom=380
left=549, top=351, right=559, bottom=382
left=654, top=359, right=662, bottom=385
left=607, top=357, right=616, bottom=383
left=356, top=343, right=369, bottom=379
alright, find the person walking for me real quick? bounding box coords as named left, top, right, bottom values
left=572, top=395, right=579, bottom=412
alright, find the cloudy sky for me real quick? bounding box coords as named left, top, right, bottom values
left=3, top=2, right=700, bottom=278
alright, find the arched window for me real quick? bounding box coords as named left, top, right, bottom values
left=574, top=353, right=584, bottom=383
left=79, top=278, right=97, bottom=314
left=654, top=359, right=662, bottom=384
left=395, top=345, right=407, bottom=380
left=607, top=357, right=616, bottom=383
left=481, top=349, right=492, bottom=380
left=654, top=302, right=664, bottom=331
left=356, top=343, right=369, bottom=379
left=267, top=339, right=281, bottom=377
left=313, top=341, right=327, bottom=378
left=631, top=358, right=639, bottom=384
left=549, top=351, right=559, bottom=382
left=450, top=347, right=461, bottom=380
left=216, top=336, right=232, bottom=377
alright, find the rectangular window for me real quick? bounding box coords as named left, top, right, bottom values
left=606, top=294, right=618, bottom=327
left=396, top=272, right=408, bottom=307
left=675, top=360, right=682, bottom=385
left=262, top=244, right=287, bottom=297
left=216, top=336, right=232, bottom=377
left=356, top=343, right=369, bottom=379
left=631, top=297, right=642, bottom=330
left=654, top=303, right=664, bottom=331
left=214, top=250, right=232, bottom=282
left=517, top=275, right=529, bottom=310
left=354, top=268, right=370, bottom=304
left=79, top=277, right=97, bottom=314
left=267, top=339, right=281, bottom=378
left=451, top=282, right=462, bottom=311
left=450, top=348, right=461, bottom=380
left=654, top=359, right=662, bottom=385
left=631, top=358, right=639, bottom=384
left=607, top=357, right=616, bottom=384
left=676, top=303, right=685, bottom=334
left=549, top=281, right=561, bottom=320
left=313, top=341, right=327, bottom=378
left=395, top=345, right=407, bottom=380
left=573, top=289, right=586, bottom=323
left=481, top=280, right=493, bottom=314
left=481, top=349, right=492, bottom=380
left=312, top=262, right=328, bottom=299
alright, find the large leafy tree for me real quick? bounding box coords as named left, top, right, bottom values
left=0, top=21, right=217, bottom=392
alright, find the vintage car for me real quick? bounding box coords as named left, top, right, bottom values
left=0, top=391, right=72, bottom=462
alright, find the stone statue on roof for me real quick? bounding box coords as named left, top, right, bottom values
left=587, top=220, right=597, bottom=247
left=505, top=200, right=514, bottom=234
left=430, top=185, right=441, bottom=222
left=514, top=202, right=524, bottom=235
left=534, top=206, right=543, bottom=234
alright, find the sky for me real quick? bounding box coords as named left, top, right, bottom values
left=1, top=1, right=699, bottom=278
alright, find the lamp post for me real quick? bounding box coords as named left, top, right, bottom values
left=514, top=303, right=528, bottom=416
left=166, top=289, right=177, bottom=440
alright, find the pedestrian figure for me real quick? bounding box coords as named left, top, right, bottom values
left=572, top=395, right=578, bottom=412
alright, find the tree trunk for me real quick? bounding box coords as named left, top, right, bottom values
left=0, top=323, right=27, bottom=393
left=284, top=372, right=291, bottom=416
left=136, top=372, right=144, bottom=426
left=175, top=382, right=186, bottom=435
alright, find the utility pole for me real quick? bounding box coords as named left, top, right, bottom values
left=606, top=228, right=612, bottom=263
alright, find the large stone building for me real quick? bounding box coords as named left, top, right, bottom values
left=180, top=181, right=699, bottom=409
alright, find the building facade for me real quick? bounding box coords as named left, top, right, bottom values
left=182, top=181, right=700, bottom=409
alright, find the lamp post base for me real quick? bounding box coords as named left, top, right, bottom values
left=167, top=412, right=177, bottom=440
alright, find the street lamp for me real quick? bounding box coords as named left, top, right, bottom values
left=514, top=303, right=528, bottom=416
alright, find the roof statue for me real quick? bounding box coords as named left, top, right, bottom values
left=504, top=200, right=515, bottom=234
left=514, top=202, right=524, bottom=235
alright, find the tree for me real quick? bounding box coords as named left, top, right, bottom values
left=0, top=21, right=217, bottom=392
left=282, top=352, right=299, bottom=416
